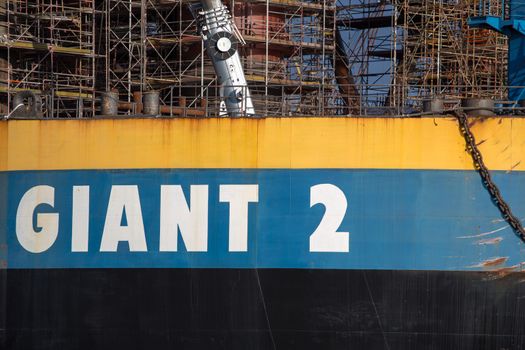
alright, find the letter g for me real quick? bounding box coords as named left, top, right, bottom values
left=16, top=185, right=59, bottom=253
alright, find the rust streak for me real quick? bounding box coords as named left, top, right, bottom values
left=468, top=117, right=488, bottom=128
left=495, top=265, right=519, bottom=273
left=506, top=161, right=522, bottom=173
left=476, top=139, right=487, bottom=146
left=480, top=256, right=508, bottom=267
left=487, top=265, right=521, bottom=279
left=494, top=265, right=520, bottom=277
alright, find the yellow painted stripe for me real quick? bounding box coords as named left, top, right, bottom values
left=1, top=117, right=524, bottom=171
left=0, top=122, right=6, bottom=171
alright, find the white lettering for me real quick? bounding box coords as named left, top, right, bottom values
left=309, top=184, right=349, bottom=252
left=16, top=185, right=59, bottom=253
left=219, top=185, right=258, bottom=252
left=100, top=185, right=147, bottom=252
left=159, top=185, right=208, bottom=252
left=72, top=186, right=90, bottom=252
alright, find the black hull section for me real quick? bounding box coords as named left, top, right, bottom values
left=2, top=268, right=525, bottom=349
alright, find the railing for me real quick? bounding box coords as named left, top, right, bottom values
left=3, top=81, right=522, bottom=119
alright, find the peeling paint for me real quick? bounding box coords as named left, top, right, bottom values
left=496, top=265, right=519, bottom=273
left=484, top=267, right=520, bottom=280
left=471, top=256, right=509, bottom=268
left=476, top=237, right=503, bottom=245
left=458, top=225, right=508, bottom=239
left=482, top=257, right=509, bottom=266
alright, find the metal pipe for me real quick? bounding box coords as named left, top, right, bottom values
left=461, top=98, right=495, bottom=116
left=143, top=91, right=160, bottom=116
left=194, top=0, right=255, bottom=116
left=133, top=91, right=143, bottom=114
left=117, top=92, right=206, bottom=117
left=101, top=91, right=119, bottom=115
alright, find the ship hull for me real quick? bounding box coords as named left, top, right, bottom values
left=3, top=268, right=525, bottom=349
left=2, top=117, right=525, bottom=349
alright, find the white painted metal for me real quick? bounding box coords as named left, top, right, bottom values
left=195, top=0, right=255, bottom=116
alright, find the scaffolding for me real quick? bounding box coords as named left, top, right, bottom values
left=0, top=0, right=510, bottom=117
left=101, top=0, right=342, bottom=117
left=0, top=0, right=101, bottom=117
left=339, top=0, right=507, bottom=115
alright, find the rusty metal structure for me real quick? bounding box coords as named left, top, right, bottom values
left=0, top=0, right=510, bottom=117
left=339, top=0, right=508, bottom=114
left=101, top=0, right=343, bottom=117
left=0, top=0, right=99, bottom=117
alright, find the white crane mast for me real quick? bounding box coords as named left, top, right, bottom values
left=194, top=0, right=255, bottom=117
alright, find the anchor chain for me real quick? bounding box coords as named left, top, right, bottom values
left=453, top=110, right=525, bottom=243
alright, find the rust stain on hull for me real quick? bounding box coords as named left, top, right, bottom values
left=476, top=139, right=487, bottom=146
left=507, top=161, right=521, bottom=173
left=485, top=265, right=522, bottom=280
left=474, top=256, right=509, bottom=267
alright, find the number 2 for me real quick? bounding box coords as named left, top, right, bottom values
left=309, top=184, right=349, bottom=252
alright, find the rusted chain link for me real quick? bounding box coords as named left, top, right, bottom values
left=453, top=110, right=525, bottom=243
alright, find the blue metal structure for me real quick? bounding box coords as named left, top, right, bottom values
left=469, top=0, right=525, bottom=101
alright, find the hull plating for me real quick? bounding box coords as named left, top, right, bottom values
left=1, top=117, right=525, bottom=349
